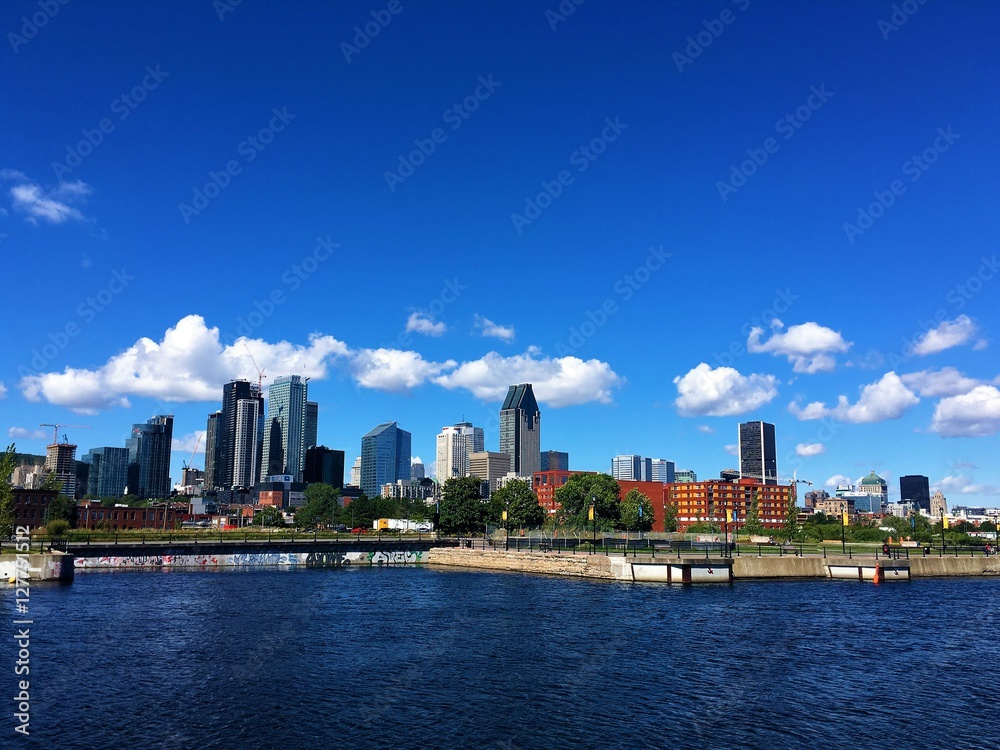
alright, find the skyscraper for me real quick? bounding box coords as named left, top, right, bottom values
left=218, top=380, right=264, bottom=490
left=738, top=421, right=777, bottom=484
left=499, top=383, right=541, bottom=478
left=650, top=459, right=675, bottom=483
left=304, top=446, right=345, bottom=488
left=305, top=401, right=319, bottom=452
left=411, top=458, right=426, bottom=480
left=360, top=421, right=411, bottom=497
left=900, top=475, right=930, bottom=511
left=260, top=375, right=308, bottom=482
left=611, top=455, right=642, bottom=481
left=126, top=415, right=173, bottom=499
left=83, top=447, right=129, bottom=498
left=436, top=422, right=485, bottom=481
left=540, top=451, right=569, bottom=472
left=204, top=411, right=221, bottom=490
left=45, top=440, right=78, bottom=498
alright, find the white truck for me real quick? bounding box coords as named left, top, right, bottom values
left=373, top=518, right=434, bottom=532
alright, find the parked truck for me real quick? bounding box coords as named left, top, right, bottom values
left=373, top=518, right=434, bottom=532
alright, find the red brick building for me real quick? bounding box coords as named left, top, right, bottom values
left=11, top=489, right=58, bottom=531
left=666, top=479, right=792, bottom=532
left=532, top=470, right=596, bottom=514
left=76, top=501, right=193, bottom=531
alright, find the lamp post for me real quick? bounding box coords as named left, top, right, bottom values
left=941, top=509, right=947, bottom=552
left=725, top=506, right=731, bottom=558
left=589, top=498, right=596, bottom=546
left=502, top=509, right=508, bottom=551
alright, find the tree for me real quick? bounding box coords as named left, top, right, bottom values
left=555, top=473, right=621, bottom=530
left=295, top=483, right=340, bottom=528
left=0, top=443, right=16, bottom=539
left=742, top=486, right=764, bottom=537
left=662, top=502, right=678, bottom=533
left=46, top=493, right=78, bottom=527
left=489, top=479, right=545, bottom=529
left=438, top=476, right=488, bottom=534
left=252, top=506, right=286, bottom=527
left=784, top=486, right=799, bottom=541
left=618, top=489, right=654, bottom=531
left=46, top=519, right=70, bottom=538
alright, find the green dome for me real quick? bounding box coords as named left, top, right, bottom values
left=860, top=470, right=886, bottom=487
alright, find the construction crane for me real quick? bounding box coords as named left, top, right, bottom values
left=39, top=423, right=91, bottom=445
left=243, top=343, right=266, bottom=393
left=181, top=432, right=203, bottom=471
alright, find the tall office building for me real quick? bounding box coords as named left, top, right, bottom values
left=738, top=421, right=777, bottom=485
left=126, top=415, right=173, bottom=500
left=360, top=421, right=411, bottom=497
left=260, top=375, right=308, bottom=482
left=436, top=422, right=484, bottom=481
left=900, top=475, right=930, bottom=511
left=304, top=446, right=345, bottom=489
left=611, top=455, right=642, bottom=481
left=83, top=447, right=129, bottom=498
left=499, top=383, right=541, bottom=478
left=860, top=470, right=889, bottom=509
left=411, top=459, right=426, bottom=480
left=468, top=451, right=514, bottom=496
left=305, top=401, right=319, bottom=452
left=540, top=451, right=569, bottom=472
left=204, top=411, right=221, bottom=491
left=218, top=380, right=264, bottom=490
left=349, top=456, right=362, bottom=487
left=650, top=459, right=675, bottom=483
left=675, top=469, right=697, bottom=483
left=45, top=440, right=78, bottom=498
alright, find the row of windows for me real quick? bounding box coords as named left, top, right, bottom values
left=13, top=496, right=53, bottom=505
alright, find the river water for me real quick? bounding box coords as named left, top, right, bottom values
left=3, top=566, right=998, bottom=749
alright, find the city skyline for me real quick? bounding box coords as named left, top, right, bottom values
left=1, top=2, right=998, bottom=506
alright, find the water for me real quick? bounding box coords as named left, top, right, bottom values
left=3, top=567, right=999, bottom=750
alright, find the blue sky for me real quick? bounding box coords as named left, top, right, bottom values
left=2, top=0, right=998, bottom=504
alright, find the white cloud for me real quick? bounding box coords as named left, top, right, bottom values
left=932, top=475, right=1000, bottom=496
left=672, top=363, right=778, bottom=416
left=787, top=372, right=918, bottom=423
left=411, top=456, right=424, bottom=465
left=19, top=315, right=624, bottom=412
left=434, top=347, right=622, bottom=407
left=697, top=425, right=715, bottom=434
left=8, top=427, right=48, bottom=440
left=910, top=315, right=978, bottom=355
left=825, top=474, right=854, bottom=488
left=747, top=320, right=851, bottom=373
left=0, top=382, right=6, bottom=399
left=20, top=315, right=351, bottom=412
left=474, top=315, right=515, bottom=343
left=172, top=431, right=207, bottom=454
left=795, top=442, right=826, bottom=457
left=900, top=367, right=983, bottom=397
left=724, top=444, right=738, bottom=456
left=7, top=174, right=93, bottom=224
left=930, top=385, right=1000, bottom=437
left=350, top=349, right=455, bottom=392
left=405, top=312, right=446, bottom=337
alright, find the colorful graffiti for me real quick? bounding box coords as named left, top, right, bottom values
left=74, top=549, right=426, bottom=569
left=368, top=550, right=423, bottom=565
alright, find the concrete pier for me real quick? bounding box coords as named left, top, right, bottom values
left=0, top=551, right=75, bottom=582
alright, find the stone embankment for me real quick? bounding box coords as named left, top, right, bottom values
left=428, top=547, right=615, bottom=579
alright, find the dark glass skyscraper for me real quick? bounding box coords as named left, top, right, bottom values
left=125, top=415, right=173, bottom=499
left=738, top=421, right=777, bottom=485
left=204, top=411, right=221, bottom=490
left=540, top=451, right=569, bottom=472
left=84, top=446, right=129, bottom=498
left=900, top=475, right=930, bottom=511
left=219, top=380, right=264, bottom=490
left=304, top=446, right=345, bottom=488
left=260, top=375, right=308, bottom=482
left=500, top=384, right=541, bottom=478
left=360, top=422, right=411, bottom=497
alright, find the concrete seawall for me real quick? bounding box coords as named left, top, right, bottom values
left=426, top=548, right=1000, bottom=582
left=428, top=547, right=615, bottom=579
left=0, top=551, right=75, bottom=582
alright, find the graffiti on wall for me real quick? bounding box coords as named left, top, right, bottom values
left=75, top=549, right=426, bottom=569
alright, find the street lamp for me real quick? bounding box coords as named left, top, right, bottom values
left=502, top=509, right=508, bottom=551
left=589, top=498, right=596, bottom=546
left=941, top=509, right=948, bottom=552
